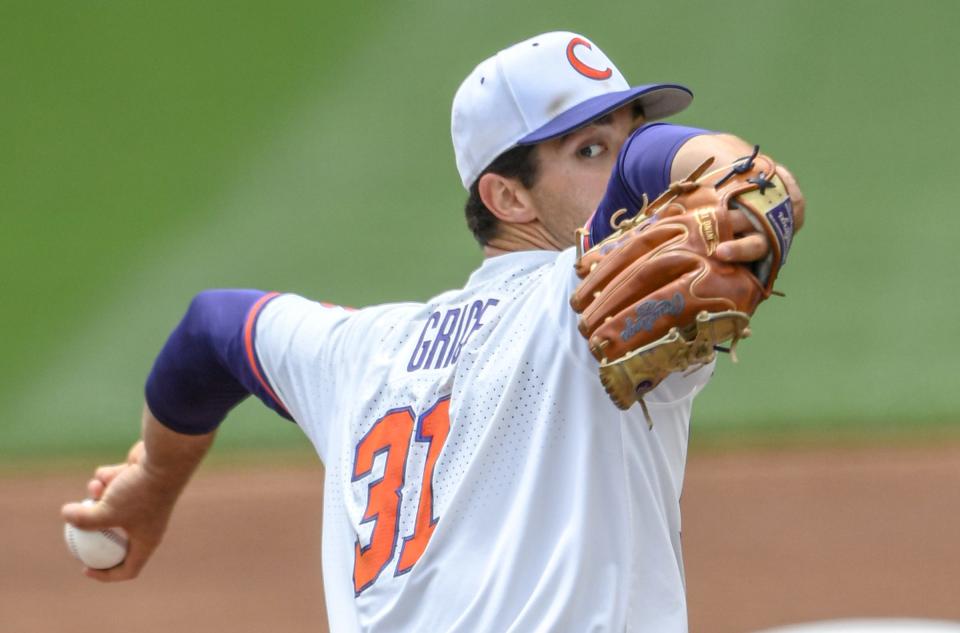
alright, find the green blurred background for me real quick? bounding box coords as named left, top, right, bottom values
left=2, top=0, right=958, bottom=461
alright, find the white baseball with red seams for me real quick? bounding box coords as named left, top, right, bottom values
left=63, top=499, right=128, bottom=569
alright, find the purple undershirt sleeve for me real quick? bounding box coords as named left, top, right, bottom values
left=587, top=122, right=715, bottom=245
left=144, top=289, right=291, bottom=435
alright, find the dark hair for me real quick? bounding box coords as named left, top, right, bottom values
left=463, top=143, right=539, bottom=246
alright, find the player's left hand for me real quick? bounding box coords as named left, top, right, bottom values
left=715, top=163, right=805, bottom=264
left=714, top=208, right=770, bottom=263
left=571, top=149, right=797, bottom=415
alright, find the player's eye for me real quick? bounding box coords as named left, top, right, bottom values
left=578, top=143, right=605, bottom=158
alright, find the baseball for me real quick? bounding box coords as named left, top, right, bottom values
left=63, top=500, right=128, bottom=569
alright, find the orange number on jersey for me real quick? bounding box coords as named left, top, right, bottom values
left=352, top=408, right=415, bottom=595
left=397, top=397, right=451, bottom=575
left=352, top=397, right=452, bottom=595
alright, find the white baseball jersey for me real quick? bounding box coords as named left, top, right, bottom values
left=253, top=247, right=713, bottom=632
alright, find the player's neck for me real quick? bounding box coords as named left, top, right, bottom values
left=482, top=222, right=567, bottom=258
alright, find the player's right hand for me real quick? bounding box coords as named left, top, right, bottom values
left=61, top=440, right=179, bottom=583
left=83, top=440, right=146, bottom=500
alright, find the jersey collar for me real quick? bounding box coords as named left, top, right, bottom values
left=466, top=249, right=560, bottom=288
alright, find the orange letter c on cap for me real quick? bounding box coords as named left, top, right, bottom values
left=566, top=37, right=613, bottom=80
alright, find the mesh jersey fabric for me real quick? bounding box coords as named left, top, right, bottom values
left=254, top=247, right=713, bottom=632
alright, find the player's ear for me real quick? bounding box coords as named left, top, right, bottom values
left=477, top=173, right=537, bottom=224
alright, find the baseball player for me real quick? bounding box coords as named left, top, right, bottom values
left=63, top=31, right=804, bottom=631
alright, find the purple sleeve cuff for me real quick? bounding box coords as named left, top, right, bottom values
left=145, top=289, right=291, bottom=435
left=586, top=123, right=713, bottom=246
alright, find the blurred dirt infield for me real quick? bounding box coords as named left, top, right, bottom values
left=4, top=445, right=958, bottom=633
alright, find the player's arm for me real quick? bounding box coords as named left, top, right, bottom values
left=62, top=407, right=214, bottom=581
left=62, top=289, right=288, bottom=581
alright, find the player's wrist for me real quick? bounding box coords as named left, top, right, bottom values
left=138, top=405, right=215, bottom=492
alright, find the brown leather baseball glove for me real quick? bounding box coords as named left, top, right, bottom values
left=570, top=147, right=795, bottom=421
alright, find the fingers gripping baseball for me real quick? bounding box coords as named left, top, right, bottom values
left=62, top=442, right=177, bottom=582
left=85, top=442, right=146, bottom=500
left=86, top=464, right=127, bottom=500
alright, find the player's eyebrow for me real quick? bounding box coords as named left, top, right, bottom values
left=559, top=114, right=616, bottom=146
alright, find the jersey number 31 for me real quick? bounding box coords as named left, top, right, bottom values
left=352, top=396, right=450, bottom=595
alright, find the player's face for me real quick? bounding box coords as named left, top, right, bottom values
left=526, top=106, right=642, bottom=248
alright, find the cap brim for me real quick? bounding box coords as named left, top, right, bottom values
left=518, top=84, right=693, bottom=145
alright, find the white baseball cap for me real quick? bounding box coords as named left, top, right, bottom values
left=451, top=31, right=693, bottom=189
